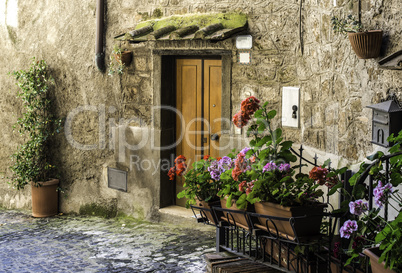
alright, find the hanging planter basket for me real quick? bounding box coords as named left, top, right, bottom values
left=348, top=30, right=383, bottom=59
left=114, top=50, right=133, bottom=66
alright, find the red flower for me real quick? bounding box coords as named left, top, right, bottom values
left=241, top=96, right=260, bottom=118
left=203, top=155, right=210, bottom=160
left=175, top=162, right=187, bottom=176
left=232, top=96, right=261, bottom=129
left=232, top=111, right=249, bottom=128
left=238, top=181, right=247, bottom=192
left=168, top=167, right=176, bottom=180
left=232, top=152, right=249, bottom=181
left=175, top=155, right=186, bottom=164
left=333, top=242, right=341, bottom=259
left=216, top=157, right=222, bottom=161
left=232, top=167, right=242, bottom=181
left=325, top=177, right=338, bottom=188
left=168, top=155, right=187, bottom=180
left=309, top=166, right=329, bottom=185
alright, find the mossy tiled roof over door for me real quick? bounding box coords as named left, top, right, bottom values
left=114, top=12, right=248, bottom=43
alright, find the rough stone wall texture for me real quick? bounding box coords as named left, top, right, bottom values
left=0, top=0, right=400, bottom=219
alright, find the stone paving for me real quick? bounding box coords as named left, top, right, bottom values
left=0, top=209, right=216, bottom=273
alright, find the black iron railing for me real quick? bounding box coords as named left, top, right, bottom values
left=190, top=145, right=400, bottom=272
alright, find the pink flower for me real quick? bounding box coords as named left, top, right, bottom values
left=373, top=181, right=393, bottom=208
left=349, top=199, right=368, bottom=216
left=340, top=220, right=358, bottom=239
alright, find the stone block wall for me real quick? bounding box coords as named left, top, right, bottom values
left=0, top=0, right=400, bottom=219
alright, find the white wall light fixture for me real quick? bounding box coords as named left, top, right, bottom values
left=236, top=35, right=253, bottom=49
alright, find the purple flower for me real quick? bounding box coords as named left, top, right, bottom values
left=208, top=156, right=233, bottom=181
left=263, top=162, right=278, bottom=172
left=349, top=199, right=368, bottom=216
left=208, top=161, right=222, bottom=180
left=240, top=147, right=251, bottom=155
left=373, top=181, right=393, bottom=208
left=220, top=156, right=234, bottom=169
left=278, top=163, right=291, bottom=172
left=340, top=220, right=358, bottom=239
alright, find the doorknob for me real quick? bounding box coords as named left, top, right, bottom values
left=211, top=134, right=219, bottom=141
left=292, top=105, right=298, bottom=119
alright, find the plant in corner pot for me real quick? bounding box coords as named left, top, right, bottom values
left=335, top=131, right=402, bottom=272
left=9, top=58, right=62, bottom=217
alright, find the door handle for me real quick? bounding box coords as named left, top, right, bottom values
left=211, top=134, right=219, bottom=141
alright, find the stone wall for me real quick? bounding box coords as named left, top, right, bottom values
left=0, top=0, right=400, bottom=219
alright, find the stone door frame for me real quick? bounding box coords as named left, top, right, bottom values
left=152, top=50, right=232, bottom=208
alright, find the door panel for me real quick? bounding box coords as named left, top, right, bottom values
left=204, top=60, right=222, bottom=159
left=175, top=58, right=222, bottom=207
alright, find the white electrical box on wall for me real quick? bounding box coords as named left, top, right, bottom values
left=282, top=87, right=300, bottom=128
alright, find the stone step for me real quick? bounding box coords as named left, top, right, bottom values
left=205, top=252, right=281, bottom=273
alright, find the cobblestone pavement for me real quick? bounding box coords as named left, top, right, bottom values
left=0, top=209, right=216, bottom=273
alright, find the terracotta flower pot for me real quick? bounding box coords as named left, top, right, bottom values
left=195, top=198, right=221, bottom=225
left=254, top=201, right=326, bottom=239
left=31, top=179, right=59, bottom=218
left=262, top=238, right=327, bottom=273
left=363, top=247, right=397, bottom=273
left=348, top=30, right=383, bottom=59
left=220, top=197, right=254, bottom=229
left=114, top=51, right=133, bottom=66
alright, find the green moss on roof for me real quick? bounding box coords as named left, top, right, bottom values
left=135, top=12, right=247, bottom=31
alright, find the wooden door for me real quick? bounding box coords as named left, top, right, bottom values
left=175, top=59, right=222, bottom=206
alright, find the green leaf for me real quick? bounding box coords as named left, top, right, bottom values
left=254, top=109, right=263, bottom=118
left=323, top=159, right=331, bottom=168
left=236, top=194, right=247, bottom=209
left=177, top=191, right=186, bottom=199
left=352, top=184, right=366, bottom=199
left=280, top=141, right=293, bottom=151
left=367, top=151, right=384, bottom=161
left=266, top=110, right=277, bottom=119
left=257, top=135, right=271, bottom=147
left=226, top=194, right=233, bottom=208
left=328, top=182, right=343, bottom=196
left=272, top=128, right=282, bottom=140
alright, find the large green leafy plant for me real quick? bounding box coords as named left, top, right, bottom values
left=333, top=131, right=402, bottom=271
left=218, top=97, right=299, bottom=209
left=9, top=58, right=62, bottom=190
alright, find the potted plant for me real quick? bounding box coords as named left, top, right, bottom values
left=331, top=15, right=383, bottom=59
left=9, top=58, right=62, bottom=217
left=108, top=45, right=133, bottom=76
left=336, top=131, right=402, bottom=272
left=168, top=155, right=225, bottom=224
left=219, top=97, right=297, bottom=209
left=219, top=97, right=330, bottom=235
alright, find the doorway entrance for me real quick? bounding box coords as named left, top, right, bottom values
left=175, top=58, right=222, bottom=206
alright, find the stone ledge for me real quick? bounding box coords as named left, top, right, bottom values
left=158, top=205, right=215, bottom=231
